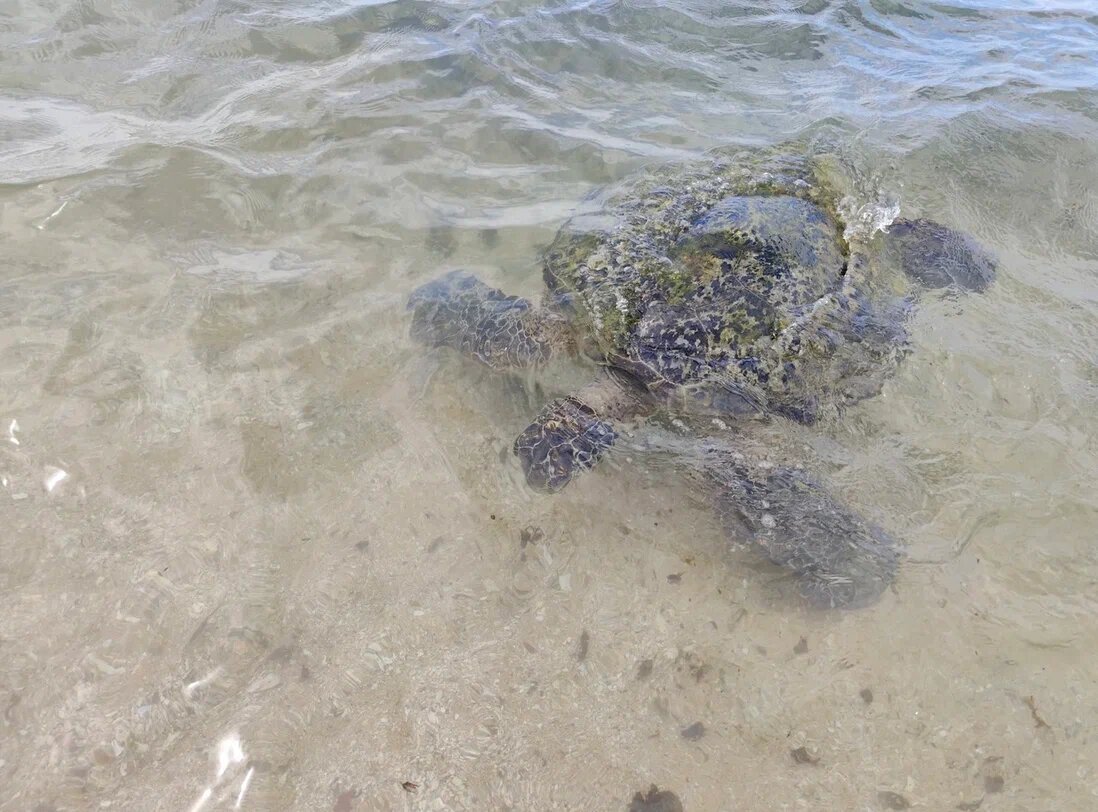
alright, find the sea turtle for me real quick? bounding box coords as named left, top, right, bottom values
left=407, top=147, right=994, bottom=608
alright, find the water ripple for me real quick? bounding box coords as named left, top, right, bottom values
left=4, top=1, right=1098, bottom=808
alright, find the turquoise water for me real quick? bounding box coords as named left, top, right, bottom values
left=2, top=1, right=1097, bottom=809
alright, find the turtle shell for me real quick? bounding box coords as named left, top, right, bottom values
left=544, top=153, right=856, bottom=422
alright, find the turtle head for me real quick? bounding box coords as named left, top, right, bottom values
left=881, top=219, right=996, bottom=292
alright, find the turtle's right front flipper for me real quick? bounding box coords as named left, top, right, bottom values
left=408, top=270, right=571, bottom=369
left=709, top=456, right=900, bottom=609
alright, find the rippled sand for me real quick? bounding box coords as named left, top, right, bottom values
left=3, top=1, right=1098, bottom=810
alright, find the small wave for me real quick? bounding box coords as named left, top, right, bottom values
left=841, top=194, right=901, bottom=242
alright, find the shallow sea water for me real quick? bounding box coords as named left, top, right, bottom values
left=3, top=1, right=1098, bottom=809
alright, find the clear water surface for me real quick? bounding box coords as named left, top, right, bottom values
left=2, top=0, right=1098, bottom=809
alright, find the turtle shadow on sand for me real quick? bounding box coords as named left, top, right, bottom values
left=408, top=144, right=995, bottom=609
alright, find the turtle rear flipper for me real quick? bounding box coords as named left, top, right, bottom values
left=408, top=270, right=571, bottom=369
left=713, top=462, right=900, bottom=609
left=513, top=371, right=653, bottom=492
left=513, top=396, right=617, bottom=492
left=882, top=219, right=996, bottom=292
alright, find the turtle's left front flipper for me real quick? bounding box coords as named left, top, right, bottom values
left=881, top=219, right=996, bottom=292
